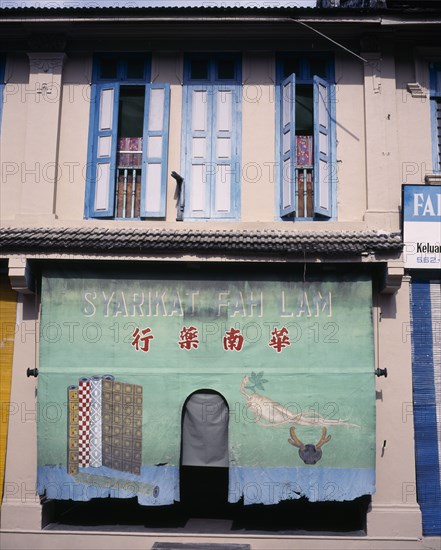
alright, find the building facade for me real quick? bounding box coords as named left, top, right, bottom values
left=0, top=1, right=440, bottom=548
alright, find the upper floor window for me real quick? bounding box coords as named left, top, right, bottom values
left=85, top=55, right=170, bottom=219
left=429, top=62, right=441, bottom=172
left=277, top=54, right=335, bottom=220
left=181, top=54, right=241, bottom=220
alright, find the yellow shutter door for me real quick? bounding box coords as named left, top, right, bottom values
left=0, top=276, right=17, bottom=504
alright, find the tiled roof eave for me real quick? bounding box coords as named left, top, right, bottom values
left=0, top=226, right=403, bottom=257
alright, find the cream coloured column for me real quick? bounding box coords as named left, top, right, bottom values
left=367, top=275, right=422, bottom=538
left=16, top=53, right=66, bottom=222
left=0, top=290, right=41, bottom=530
left=362, top=50, right=401, bottom=232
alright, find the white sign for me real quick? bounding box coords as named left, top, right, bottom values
left=403, top=185, right=441, bottom=269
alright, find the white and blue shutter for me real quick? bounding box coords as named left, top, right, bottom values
left=185, top=85, right=212, bottom=218
left=141, top=83, right=170, bottom=217
left=313, top=75, right=332, bottom=218
left=212, top=84, right=240, bottom=218
left=185, top=82, right=240, bottom=219
left=88, top=83, right=119, bottom=217
left=280, top=74, right=296, bottom=217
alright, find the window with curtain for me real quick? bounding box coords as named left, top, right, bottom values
left=85, top=55, right=170, bottom=219
left=278, top=54, right=335, bottom=220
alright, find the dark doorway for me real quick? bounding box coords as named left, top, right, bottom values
left=179, top=390, right=229, bottom=517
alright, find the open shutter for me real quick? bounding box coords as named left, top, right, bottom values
left=89, top=83, right=119, bottom=217
left=140, top=84, right=170, bottom=217
left=185, top=85, right=212, bottom=218
left=212, top=85, right=240, bottom=218
left=280, top=74, right=296, bottom=217
left=313, top=76, right=332, bottom=218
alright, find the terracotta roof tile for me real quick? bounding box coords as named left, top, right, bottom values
left=0, top=226, right=402, bottom=257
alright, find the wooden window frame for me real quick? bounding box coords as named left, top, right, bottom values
left=276, top=53, right=336, bottom=221
left=181, top=53, right=242, bottom=221
left=85, top=54, right=170, bottom=220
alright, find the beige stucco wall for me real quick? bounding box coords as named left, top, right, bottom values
left=1, top=48, right=434, bottom=229
left=368, top=276, right=421, bottom=538
left=0, top=55, right=30, bottom=223
left=0, top=42, right=431, bottom=544
left=241, top=52, right=276, bottom=222
left=395, top=50, right=434, bottom=186
left=0, top=266, right=422, bottom=544
left=54, top=54, right=92, bottom=221
left=334, top=54, right=368, bottom=222
left=0, top=293, right=41, bottom=531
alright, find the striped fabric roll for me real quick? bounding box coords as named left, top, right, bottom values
left=111, top=381, right=124, bottom=472
left=89, top=376, right=103, bottom=467
left=67, top=385, right=79, bottom=475
left=102, top=376, right=114, bottom=469
left=78, top=377, right=91, bottom=467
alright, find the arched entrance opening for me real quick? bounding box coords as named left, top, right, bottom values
left=180, top=390, right=229, bottom=516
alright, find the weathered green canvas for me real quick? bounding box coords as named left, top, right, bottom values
left=37, top=269, right=375, bottom=505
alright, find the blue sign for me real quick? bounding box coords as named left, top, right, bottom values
left=403, top=185, right=441, bottom=222
left=403, top=185, right=441, bottom=269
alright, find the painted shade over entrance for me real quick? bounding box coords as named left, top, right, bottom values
left=37, top=269, right=375, bottom=506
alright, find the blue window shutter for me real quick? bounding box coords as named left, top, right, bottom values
left=185, top=84, right=212, bottom=218
left=140, top=83, right=170, bottom=217
left=280, top=74, right=296, bottom=217
left=313, top=75, right=332, bottom=218
left=88, top=83, right=119, bottom=217
left=212, top=84, right=240, bottom=218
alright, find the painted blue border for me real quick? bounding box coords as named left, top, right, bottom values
left=410, top=281, right=441, bottom=536
left=38, top=463, right=375, bottom=507
left=274, top=52, right=336, bottom=222
left=84, top=54, right=152, bottom=219
left=37, top=464, right=178, bottom=506
left=229, top=466, right=375, bottom=504
left=181, top=53, right=242, bottom=221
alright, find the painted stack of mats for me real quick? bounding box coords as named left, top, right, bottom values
left=67, top=375, right=143, bottom=476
